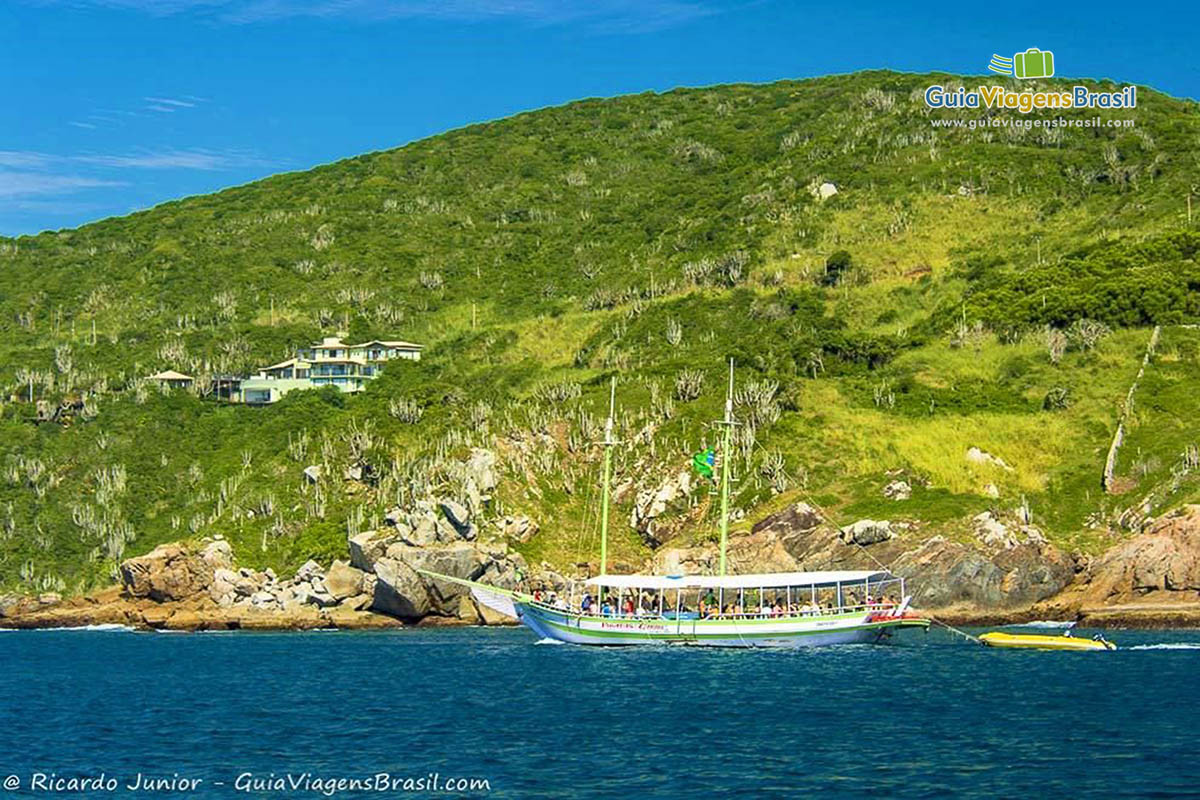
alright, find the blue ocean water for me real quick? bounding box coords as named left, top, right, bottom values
left=0, top=625, right=1198, bottom=798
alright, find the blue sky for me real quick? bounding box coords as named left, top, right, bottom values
left=2, top=0, right=1196, bottom=236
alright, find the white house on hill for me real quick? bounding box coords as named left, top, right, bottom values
left=238, top=336, right=422, bottom=405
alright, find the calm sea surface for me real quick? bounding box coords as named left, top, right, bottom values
left=1, top=625, right=1198, bottom=798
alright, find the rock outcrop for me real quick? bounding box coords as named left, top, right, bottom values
left=120, top=540, right=230, bottom=602
left=839, top=519, right=894, bottom=546
left=702, top=502, right=1075, bottom=612
left=890, top=537, right=1074, bottom=609
left=1084, top=507, right=1200, bottom=599
left=630, top=470, right=694, bottom=546
left=350, top=528, right=526, bottom=623
left=2, top=509, right=529, bottom=630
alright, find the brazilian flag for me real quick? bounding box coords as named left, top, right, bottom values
left=692, top=448, right=716, bottom=481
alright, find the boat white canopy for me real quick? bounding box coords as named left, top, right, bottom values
left=585, top=570, right=892, bottom=591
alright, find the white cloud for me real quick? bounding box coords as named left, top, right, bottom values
left=0, top=148, right=266, bottom=172
left=74, top=148, right=268, bottom=170
left=0, top=151, right=52, bottom=168
left=144, top=96, right=196, bottom=108
left=0, top=172, right=125, bottom=198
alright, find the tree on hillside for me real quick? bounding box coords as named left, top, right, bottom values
left=822, top=250, right=853, bottom=287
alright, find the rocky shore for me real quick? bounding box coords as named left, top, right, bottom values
left=0, top=527, right=530, bottom=631
left=5, top=498, right=1200, bottom=632
left=733, top=501, right=1200, bottom=630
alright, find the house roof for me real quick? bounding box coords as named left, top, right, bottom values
left=352, top=339, right=424, bottom=350
left=261, top=357, right=310, bottom=371
left=306, top=336, right=423, bottom=351
left=148, top=370, right=194, bottom=381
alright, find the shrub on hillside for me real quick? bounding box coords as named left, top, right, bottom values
left=822, top=250, right=853, bottom=287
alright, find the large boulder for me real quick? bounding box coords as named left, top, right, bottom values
left=209, top=568, right=239, bottom=607
left=439, top=499, right=474, bottom=539
left=812, top=181, right=838, bottom=201
left=0, top=594, right=26, bottom=618
left=324, top=560, right=366, bottom=601
left=465, top=448, right=498, bottom=495
left=972, top=511, right=1017, bottom=549
left=296, top=559, right=323, bottom=580
left=630, top=470, right=693, bottom=546
left=839, top=519, right=894, bottom=546
left=366, top=540, right=527, bottom=623
left=407, top=514, right=442, bottom=547
left=385, top=543, right=488, bottom=613
left=120, top=543, right=215, bottom=602
left=348, top=529, right=395, bottom=573
left=199, top=538, right=233, bottom=570
left=499, top=514, right=537, bottom=542
left=371, top=558, right=431, bottom=620
left=752, top=502, right=823, bottom=537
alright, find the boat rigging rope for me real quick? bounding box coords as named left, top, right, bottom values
left=928, top=618, right=982, bottom=645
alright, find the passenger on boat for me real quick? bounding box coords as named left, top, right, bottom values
left=581, top=593, right=593, bottom=614
left=554, top=594, right=568, bottom=611
left=601, top=599, right=613, bottom=617
left=623, top=597, right=635, bottom=616
left=533, top=589, right=543, bottom=603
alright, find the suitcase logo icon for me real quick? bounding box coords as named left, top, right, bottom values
left=988, top=48, right=1055, bottom=79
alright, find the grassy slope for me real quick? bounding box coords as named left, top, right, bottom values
left=1, top=70, right=1199, bottom=593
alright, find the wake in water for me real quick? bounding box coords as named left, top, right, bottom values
left=535, top=637, right=566, bottom=645
left=1128, top=643, right=1200, bottom=650
left=20, top=623, right=136, bottom=632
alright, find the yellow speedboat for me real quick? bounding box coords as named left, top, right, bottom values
left=980, top=631, right=1116, bottom=651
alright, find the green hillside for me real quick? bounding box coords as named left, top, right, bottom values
left=2, top=70, right=1200, bottom=594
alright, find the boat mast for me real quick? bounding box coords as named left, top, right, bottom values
left=718, top=359, right=735, bottom=576
left=599, top=376, right=616, bottom=576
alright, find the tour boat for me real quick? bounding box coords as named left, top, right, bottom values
left=422, top=364, right=931, bottom=647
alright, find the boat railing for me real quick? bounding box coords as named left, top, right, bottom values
left=521, top=598, right=901, bottom=620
